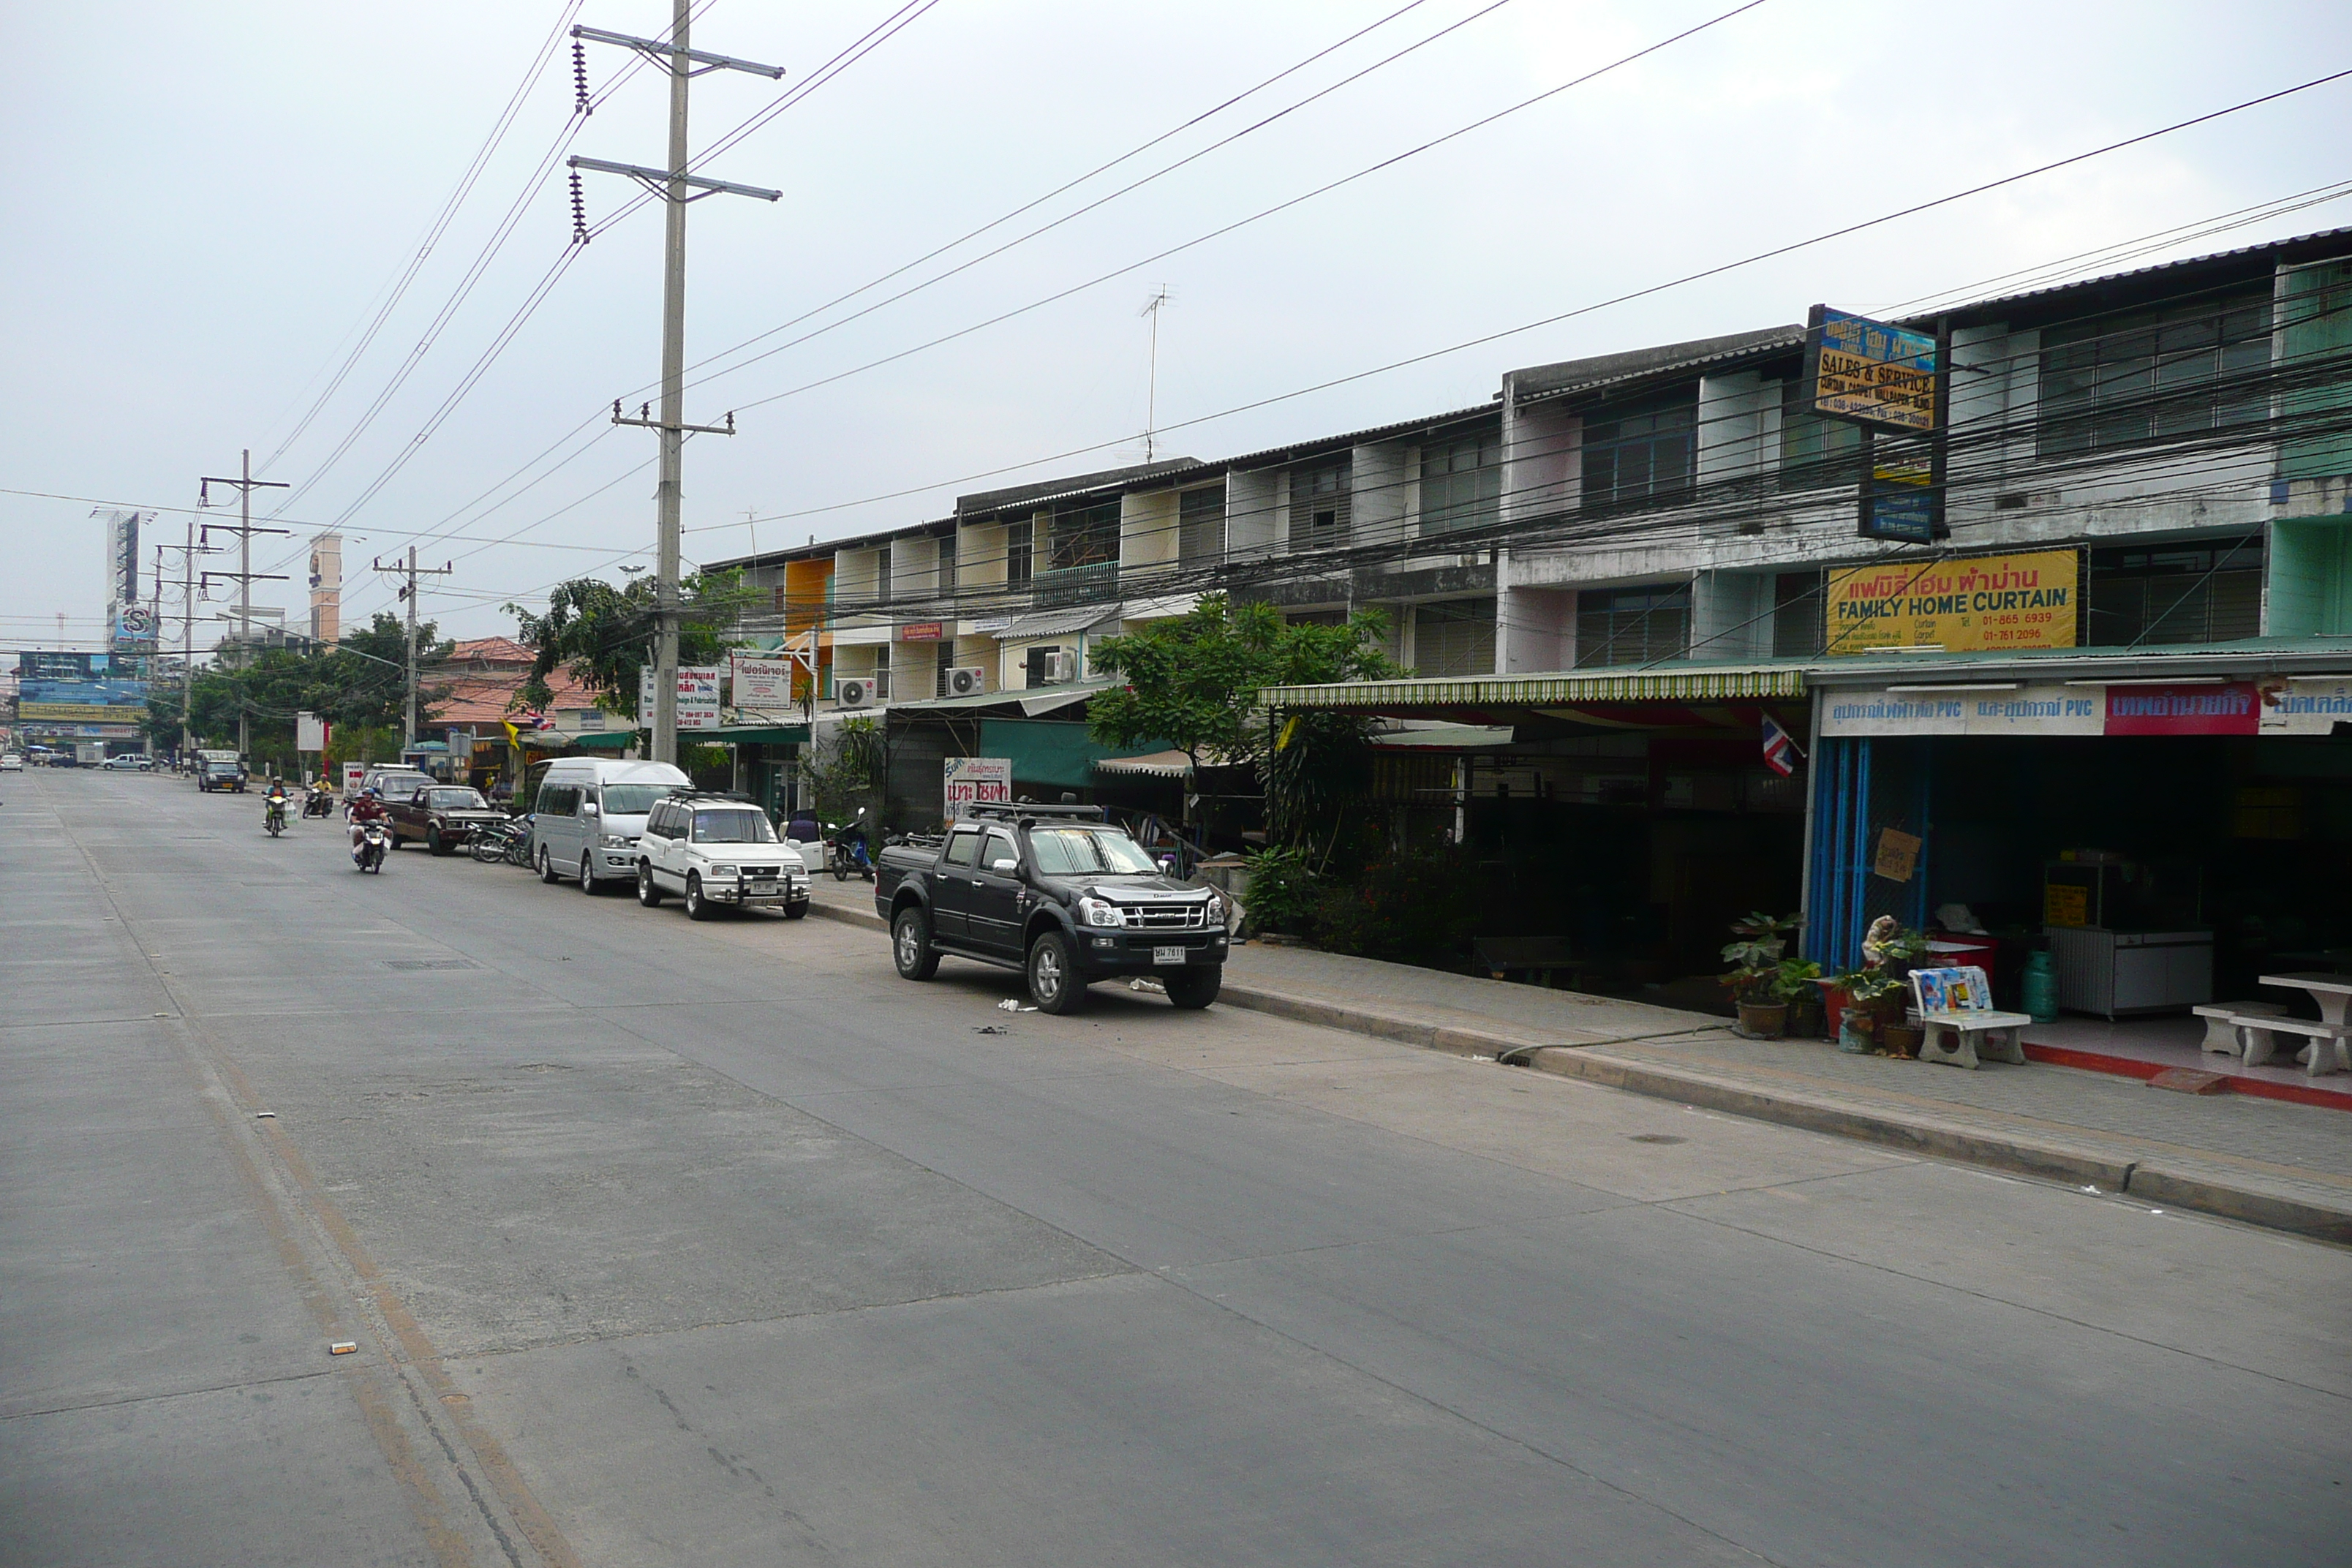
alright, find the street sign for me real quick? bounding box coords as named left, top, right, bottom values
left=1802, top=305, right=1939, bottom=432
left=944, top=756, right=1012, bottom=817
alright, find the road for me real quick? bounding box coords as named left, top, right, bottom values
left=4, top=766, right=2348, bottom=1567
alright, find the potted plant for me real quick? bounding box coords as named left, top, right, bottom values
left=1837, top=967, right=1903, bottom=1052
left=1721, top=912, right=1801, bottom=1039
left=1776, top=958, right=1824, bottom=1036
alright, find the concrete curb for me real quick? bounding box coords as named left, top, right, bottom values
left=2124, top=1162, right=2352, bottom=1247
left=800, top=908, right=2351, bottom=1245
left=1518, top=1047, right=2138, bottom=1191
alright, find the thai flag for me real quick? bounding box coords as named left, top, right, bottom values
left=1761, top=715, right=1803, bottom=777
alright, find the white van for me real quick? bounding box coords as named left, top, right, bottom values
left=530, top=758, right=690, bottom=891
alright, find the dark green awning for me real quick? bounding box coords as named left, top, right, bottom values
left=978, top=717, right=1169, bottom=791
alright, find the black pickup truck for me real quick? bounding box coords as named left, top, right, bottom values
left=875, top=804, right=1229, bottom=1013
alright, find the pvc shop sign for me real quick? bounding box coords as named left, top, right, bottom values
left=1820, top=684, right=2103, bottom=738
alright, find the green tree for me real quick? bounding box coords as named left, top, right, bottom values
left=1088, top=595, right=1395, bottom=837
left=314, top=611, right=450, bottom=730
left=799, top=715, right=886, bottom=826
left=505, top=570, right=754, bottom=720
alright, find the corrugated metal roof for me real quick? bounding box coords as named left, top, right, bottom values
left=1507, top=325, right=1806, bottom=408
left=1261, top=662, right=1806, bottom=709
left=1917, top=223, right=2352, bottom=323
left=956, top=458, right=1202, bottom=518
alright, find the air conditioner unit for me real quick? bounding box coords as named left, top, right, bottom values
left=946, top=666, right=987, bottom=698
left=836, top=678, right=875, bottom=709
left=1041, top=651, right=1077, bottom=684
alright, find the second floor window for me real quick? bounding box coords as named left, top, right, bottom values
left=1179, top=484, right=1226, bottom=563
left=1418, top=433, right=1501, bottom=537
left=1006, top=519, right=1033, bottom=587
left=1581, top=391, right=1696, bottom=508
left=1576, top=583, right=1690, bottom=667
left=1290, top=459, right=1351, bottom=549
left=1779, top=377, right=1861, bottom=491
left=2084, top=537, right=2263, bottom=647
left=1049, top=500, right=1119, bottom=572
left=2038, top=295, right=2271, bottom=456
left=875, top=544, right=892, bottom=603
left=936, top=532, right=956, bottom=592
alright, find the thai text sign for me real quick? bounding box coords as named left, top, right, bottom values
left=728, top=653, right=802, bottom=712
left=943, top=756, right=1011, bottom=816
left=1803, top=306, right=1937, bottom=431
left=899, top=622, right=946, bottom=642
left=1820, top=684, right=2104, bottom=737
left=18, top=701, right=131, bottom=724
left=2105, top=682, right=2258, bottom=736
left=638, top=666, right=723, bottom=731
left=2260, top=675, right=2352, bottom=734
left=1825, top=550, right=2076, bottom=655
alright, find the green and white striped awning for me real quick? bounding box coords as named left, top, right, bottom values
left=1259, top=663, right=1806, bottom=710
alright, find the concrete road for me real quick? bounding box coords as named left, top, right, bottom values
left=6, top=767, right=2347, bottom=1567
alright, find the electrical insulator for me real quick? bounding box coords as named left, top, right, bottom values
left=573, top=39, right=592, bottom=116
left=570, top=170, right=589, bottom=247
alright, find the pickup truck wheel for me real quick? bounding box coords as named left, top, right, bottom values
left=1027, top=930, right=1085, bottom=1014
left=893, top=907, right=939, bottom=979
left=538, top=845, right=559, bottom=884
left=427, top=826, right=448, bottom=856
left=1162, top=967, right=1221, bottom=1010
left=636, top=862, right=663, bottom=907
left=685, top=872, right=715, bottom=921
left=783, top=900, right=808, bottom=920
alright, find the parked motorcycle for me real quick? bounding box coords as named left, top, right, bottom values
left=470, top=813, right=529, bottom=865
left=353, top=820, right=390, bottom=874
left=826, top=813, right=875, bottom=882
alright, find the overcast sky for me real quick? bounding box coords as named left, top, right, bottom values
left=4, top=0, right=2348, bottom=650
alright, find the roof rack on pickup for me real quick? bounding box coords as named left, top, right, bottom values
left=959, top=801, right=1107, bottom=825
left=663, top=788, right=764, bottom=805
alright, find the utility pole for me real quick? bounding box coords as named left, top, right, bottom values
left=198, top=451, right=288, bottom=758
left=570, top=6, right=781, bottom=766
left=373, top=546, right=453, bottom=747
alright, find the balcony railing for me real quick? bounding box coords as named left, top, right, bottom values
left=1036, top=560, right=1118, bottom=608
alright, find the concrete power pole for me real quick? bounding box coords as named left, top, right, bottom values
left=197, top=452, right=288, bottom=760
left=570, top=5, right=781, bottom=766
left=374, top=546, right=453, bottom=748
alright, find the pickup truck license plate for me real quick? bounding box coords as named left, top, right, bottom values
left=1153, top=946, right=1186, bottom=966
left=750, top=881, right=777, bottom=895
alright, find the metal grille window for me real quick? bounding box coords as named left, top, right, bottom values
left=1179, top=483, right=1226, bottom=563
left=1417, top=433, right=1501, bottom=537
left=1779, top=377, right=1861, bottom=491
left=1413, top=598, right=1496, bottom=677
left=2038, top=295, right=2271, bottom=456
left=1581, top=392, right=1696, bottom=507
left=1289, top=459, right=1351, bottom=549
left=1575, top=584, right=1690, bottom=667
left=1006, top=519, right=1033, bottom=587
left=1050, top=500, right=1120, bottom=570
left=1772, top=570, right=1825, bottom=657
left=2084, top=538, right=2264, bottom=647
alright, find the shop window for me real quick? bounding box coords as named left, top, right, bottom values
left=1179, top=483, right=1226, bottom=563
left=2038, top=295, right=2271, bottom=456
left=1771, top=570, right=1825, bottom=657
left=1779, top=377, right=1861, bottom=491
left=1006, top=518, right=1033, bottom=587
left=1576, top=584, right=1690, bottom=667
left=1289, top=459, right=1352, bottom=549
left=2084, top=537, right=2264, bottom=647
left=1413, top=598, right=1496, bottom=678
left=1418, top=432, right=1501, bottom=537
left=1581, top=391, right=1696, bottom=508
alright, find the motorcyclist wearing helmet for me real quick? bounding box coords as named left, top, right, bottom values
left=347, top=788, right=389, bottom=850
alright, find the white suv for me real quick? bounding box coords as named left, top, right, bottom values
left=635, top=795, right=811, bottom=921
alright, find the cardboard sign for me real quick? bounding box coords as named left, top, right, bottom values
left=1873, top=827, right=1922, bottom=883
left=2104, top=682, right=2258, bottom=736
left=1824, top=550, right=2077, bottom=655
left=943, top=756, right=1012, bottom=816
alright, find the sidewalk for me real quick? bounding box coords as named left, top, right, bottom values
left=804, top=877, right=2352, bottom=1243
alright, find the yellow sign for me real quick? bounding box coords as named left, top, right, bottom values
left=1825, top=550, right=2078, bottom=656
left=18, top=701, right=137, bottom=723
left=2043, top=882, right=2088, bottom=927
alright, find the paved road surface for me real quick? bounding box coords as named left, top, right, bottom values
left=5, top=768, right=2347, bottom=1566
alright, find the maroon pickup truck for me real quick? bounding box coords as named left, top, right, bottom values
left=386, top=783, right=507, bottom=856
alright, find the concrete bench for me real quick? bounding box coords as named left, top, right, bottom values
left=2234, top=1014, right=2352, bottom=1078
left=1916, top=1009, right=2034, bottom=1070
left=2193, top=1000, right=2287, bottom=1056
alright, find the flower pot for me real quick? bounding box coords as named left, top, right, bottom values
left=1880, top=1022, right=1924, bottom=1059
left=1815, top=979, right=1851, bottom=1039
left=1735, top=1000, right=1788, bottom=1040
